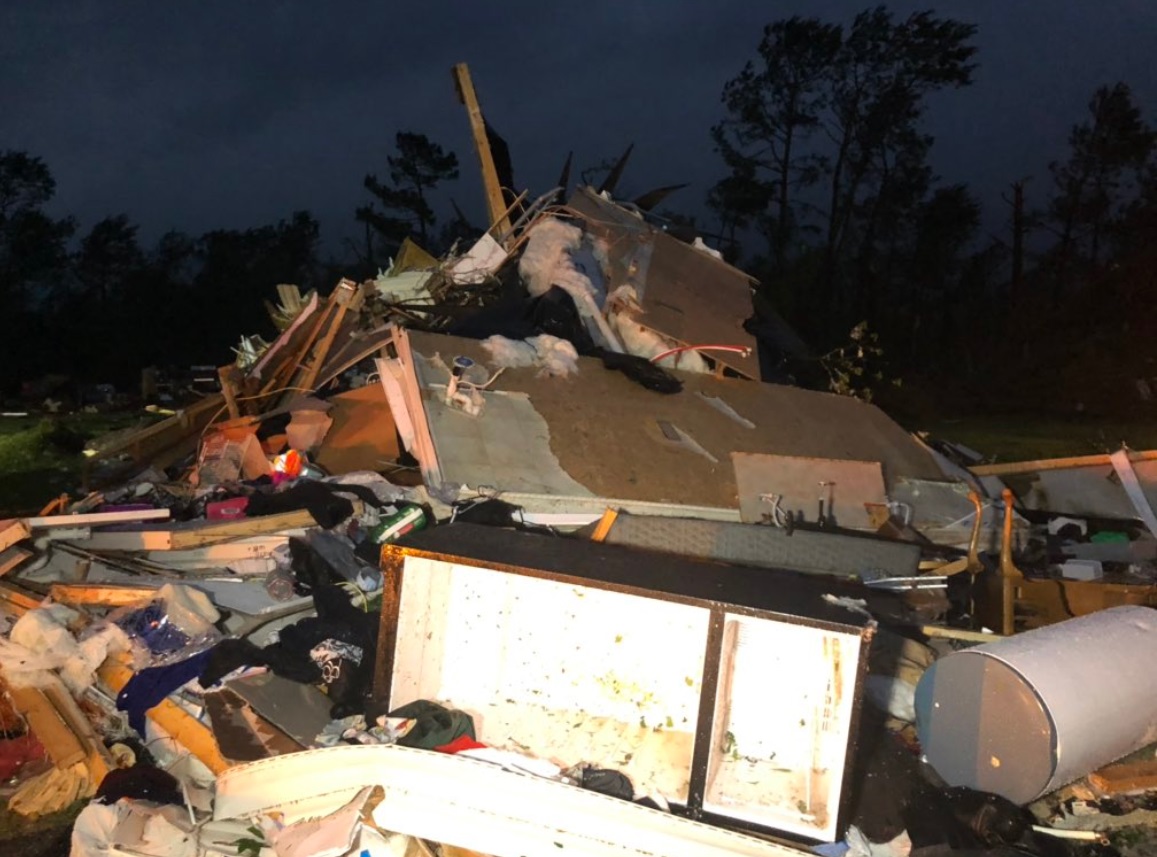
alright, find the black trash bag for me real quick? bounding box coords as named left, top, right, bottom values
left=596, top=349, right=683, bottom=394
left=903, top=786, right=1035, bottom=851
left=580, top=767, right=634, bottom=801
left=96, top=764, right=183, bottom=806
left=452, top=497, right=523, bottom=527
left=530, top=286, right=597, bottom=355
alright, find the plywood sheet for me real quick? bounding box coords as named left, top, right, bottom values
left=314, top=383, right=399, bottom=475
left=406, top=331, right=941, bottom=510
left=732, top=453, right=887, bottom=530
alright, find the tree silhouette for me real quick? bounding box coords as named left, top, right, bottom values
left=356, top=132, right=459, bottom=261
left=710, top=7, right=977, bottom=335
left=1048, top=82, right=1154, bottom=275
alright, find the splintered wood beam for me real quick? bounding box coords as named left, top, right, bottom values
left=452, top=63, right=513, bottom=241
left=50, top=583, right=159, bottom=608
left=99, top=657, right=231, bottom=774
left=970, top=449, right=1157, bottom=476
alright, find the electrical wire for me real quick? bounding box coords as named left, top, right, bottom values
left=650, top=344, right=752, bottom=364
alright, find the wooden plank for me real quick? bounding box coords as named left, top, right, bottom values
left=24, top=508, right=171, bottom=528
left=294, top=280, right=359, bottom=394
left=971, top=449, right=1157, bottom=477
left=0, top=546, right=33, bottom=578
left=919, top=625, right=1004, bottom=644
left=218, top=365, right=243, bottom=420
left=0, top=519, right=31, bottom=552
left=169, top=507, right=339, bottom=549
left=1090, top=759, right=1157, bottom=795
left=146, top=536, right=290, bottom=566
left=7, top=686, right=86, bottom=769
left=452, top=63, right=513, bottom=241
left=87, top=394, right=225, bottom=464
left=98, top=657, right=231, bottom=774
left=0, top=580, right=44, bottom=614
left=80, top=506, right=343, bottom=552
left=42, top=680, right=112, bottom=785
left=50, top=583, right=158, bottom=608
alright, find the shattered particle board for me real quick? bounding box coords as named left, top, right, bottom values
left=405, top=331, right=942, bottom=509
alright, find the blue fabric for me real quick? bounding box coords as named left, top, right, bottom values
left=115, top=601, right=191, bottom=655
left=116, top=649, right=213, bottom=736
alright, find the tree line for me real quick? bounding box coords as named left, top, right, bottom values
left=707, top=7, right=1157, bottom=415
left=3, top=4, right=1155, bottom=415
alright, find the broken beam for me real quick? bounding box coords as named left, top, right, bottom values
left=452, top=63, right=513, bottom=241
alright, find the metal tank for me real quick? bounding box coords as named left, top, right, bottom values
left=914, top=605, right=1157, bottom=804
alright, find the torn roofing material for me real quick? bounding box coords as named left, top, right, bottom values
left=567, top=187, right=763, bottom=379
left=389, top=328, right=945, bottom=509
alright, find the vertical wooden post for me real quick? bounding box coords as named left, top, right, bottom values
left=218, top=365, right=242, bottom=420
left=451, top=63, right=513, bottom=240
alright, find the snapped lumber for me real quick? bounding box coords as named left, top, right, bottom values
left=971, top=449, right=1157, bottom=477
left=78, top=503, right=360, bottom=552
left=49, top=583, right=159, bottom=608
left=98, top=656, right=230, bottom=774
left=1089, top=759, right=1157, bottom=795
left=0, top=519, right=31, bottom=551
left=24, top=508, right=171, bottom=529
left=6, top=685, right=87, bottom=769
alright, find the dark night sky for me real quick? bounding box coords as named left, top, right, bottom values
left=5, top=1, right=1157, bottom=258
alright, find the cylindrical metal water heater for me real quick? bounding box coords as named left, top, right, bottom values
left=915, top=605, right=1157, bottom=804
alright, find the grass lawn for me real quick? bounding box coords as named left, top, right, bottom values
left=907, top=414, right=1157, bottom=463
left=0, top=412, right=160, bottom=516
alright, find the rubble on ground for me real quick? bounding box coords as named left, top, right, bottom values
left=2, top=102, right=1157, bottom=857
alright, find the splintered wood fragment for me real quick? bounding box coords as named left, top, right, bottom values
left=24, top=508, right=171, bottom=528
left=79, top=505, right=346, bottom=552
left=50, top=583, right=158, bottom=608
left=452, top=63, right=513, bottom=241
left=6, top=686, right=87, bottom=769
left=219, top=365, right=243, bottom=420
left=1089, top=759, right=1157, bottom=795
left=99, top=656, right=231, bottom=774
left=0, top=546, right=33, bottom=578
left=0, top=519, right=31, bottom=552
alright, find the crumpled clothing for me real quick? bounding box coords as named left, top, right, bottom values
left=314, top=714, right=407, bottom=747
left=387, top=700, right=475, bottom=750
left=117, top=649, right=213, bottom=737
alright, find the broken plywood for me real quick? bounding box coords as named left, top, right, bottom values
left=732, top=453, right=887, bottom=530
left=314, top=383, right=400, bottom=475
left=403, top=330, right=941, bottom=509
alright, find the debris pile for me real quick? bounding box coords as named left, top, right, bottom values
left=2, top=70, right=1157, bottom=857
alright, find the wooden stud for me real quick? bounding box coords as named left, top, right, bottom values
left=452, top=63, right=513, bottom=242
